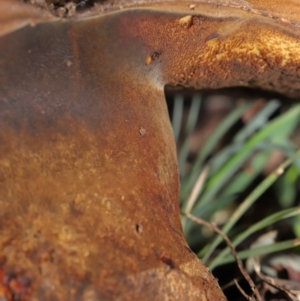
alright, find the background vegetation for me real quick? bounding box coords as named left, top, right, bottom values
left=168, top=93, right=300, bottom=299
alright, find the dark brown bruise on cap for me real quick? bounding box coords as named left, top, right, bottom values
left=1, top=0, right=300, bottom=300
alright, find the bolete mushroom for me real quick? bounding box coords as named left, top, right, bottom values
left=1, top=0, right=300, bottom=300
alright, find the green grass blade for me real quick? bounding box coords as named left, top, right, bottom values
left=194, top=152, right=270, bottom=220
left=181, top=101, right=251, bottom=200
left=200, top=148, right=300, bottom=264
left=217, top=238, right=300, bottom=265
left=172, top=94, right=184, bottom=143
left=209, top=207, right=300, bottom=269
left=233, top=100, right=280, bottom=143
left=193, top=104, right=300, bottom=216
left=178, top=94, right=202, bottom=176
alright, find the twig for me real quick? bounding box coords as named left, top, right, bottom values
left=253, top=261, right=300, bottom=301
left=234, top=279, right=254, bottom=301
left=183, top=212, right=263, bottom=301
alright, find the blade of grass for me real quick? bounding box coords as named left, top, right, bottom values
left=178, top=94, right=202, bottom=176
left=217, top=238, right=300, bottom=265
left=192, top=151, right=270, bottom=222
left=275, top=165, right=299, bottom=208
left=200, top=147, right=300, bottom=264
left=208, top=100, right=283, bottom=176
left=181, top=164, right=209, bottom=228
left=192, top=104, right=300, bottom=218
left=233, top=100, right=280, bottom=143
left=180, top=101, right=251, bottom=198
left=172, top=94, right=184, bottom=143
left=219, top=151, right=270, bottom=199
left=209, top=206, right=300, bottom=269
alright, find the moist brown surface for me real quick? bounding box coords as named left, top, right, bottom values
left=1, top=0, right=300, bottom=300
